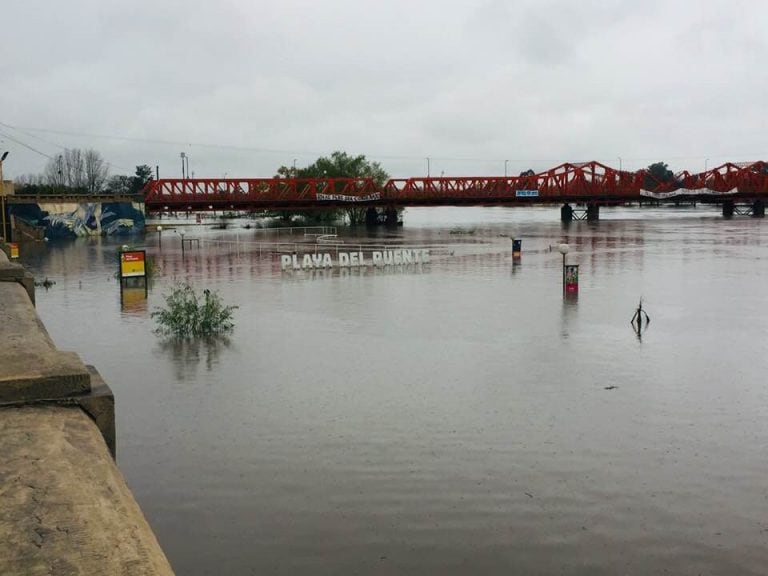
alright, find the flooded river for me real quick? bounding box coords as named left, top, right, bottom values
left=20, top=206, right=768, bottom=575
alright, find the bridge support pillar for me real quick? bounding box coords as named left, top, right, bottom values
left=385, top=208, right=398, bottom=227
left=722, top=200, right=734, bottom=218
left=586, top=204, right=600, bottom=221
left=561, top=204, right=573, bottom=223
left=752, top=200, right=765, bottom=218
left=365, top=207, right=379, bottom=227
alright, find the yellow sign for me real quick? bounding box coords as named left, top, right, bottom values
left=9, top=243, right=19, bottom=259
left=120, top=250, right=146, bottom=278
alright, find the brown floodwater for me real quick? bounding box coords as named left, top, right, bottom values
left=21, top=206, right=768, bottom=575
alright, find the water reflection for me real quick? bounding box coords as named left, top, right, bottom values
left=155, top=336, right=231, bottom=380
left=560, top=295, right=578, bottom=339
left=120, top=287, right=149, bottom=315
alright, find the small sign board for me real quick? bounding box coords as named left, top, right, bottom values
left=118, top=249, right=148, bottom=298
left=516, top=190, right=539, bottom=198
left=120, top=250, right=146, bottom=278
left=564, top=264, right=579, bottom=294
left=9, top=243, right=19, bottom=259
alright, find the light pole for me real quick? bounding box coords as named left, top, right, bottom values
left=1, top=151, right=8, bottom=242
left=705, top=158, right=709, bottom=172
left=180, top=152, right=186, bottom=179
left=618, top=156, right=622, bottom=171
left=292, top=159, right=297, bottom=174
left=157, top=225, right=163, bottom=248
left=426, top=157, right=430, bottom=178
left=504, top=159, right=509, bottom=178
left=558, top=243, right=570, bottom=293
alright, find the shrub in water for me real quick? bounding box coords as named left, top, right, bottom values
left=152, top=283, right=237, bottom=338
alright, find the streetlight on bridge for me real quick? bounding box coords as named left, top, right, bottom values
left=504, top=159, right=509, bottom=178
left=617, top=156, right=622, bottom=171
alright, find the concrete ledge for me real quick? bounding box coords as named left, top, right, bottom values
left=0, top=366, right=117, bottom=458
left=0, top=249, right=35, bottom=303
left=0, top=243, right=173, bottom=574
left=0, top=405, right=174, bottom=575
left=0, top=281, right=90, bottom=402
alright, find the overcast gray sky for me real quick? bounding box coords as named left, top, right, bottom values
left=1, top=0, right=766, bottom=180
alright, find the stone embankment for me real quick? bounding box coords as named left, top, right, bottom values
left=0, top=243, right=174, bottom=575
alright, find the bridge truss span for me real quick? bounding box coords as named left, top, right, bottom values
left=142, top=160, right=768, bottom=213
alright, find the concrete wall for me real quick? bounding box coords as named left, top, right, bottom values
left=0, top=245, right=174, bottom=575
left=0, top=180, right=15, bottom=196
left=10, top=200, right=146, bottom=238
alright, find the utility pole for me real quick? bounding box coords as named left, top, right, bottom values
left=0, top=151, right=8, bottom=242
left=180, top=152, right=186, bottom=179
left=57, top=155, right=63, bottom=188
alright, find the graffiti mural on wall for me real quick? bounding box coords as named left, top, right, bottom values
left=11, top=202, right=145, bottom=238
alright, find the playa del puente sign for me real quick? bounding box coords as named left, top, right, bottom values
left=281, top=248, right=431, bottom=271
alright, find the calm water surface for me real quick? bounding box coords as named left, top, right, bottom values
left=21, top=206, right=768, bottom=575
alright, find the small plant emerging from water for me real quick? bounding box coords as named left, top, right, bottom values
left=152, top=283, right=238, bottom=338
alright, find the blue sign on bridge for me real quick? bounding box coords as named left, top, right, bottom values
left=516, top=190, right=539, bottom=198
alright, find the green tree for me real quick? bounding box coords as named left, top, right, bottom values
left=274, top=152, right=389, bottom=225
left=644, top=162, right=676, bottom=190
left=106, top=165, right=153, bottom=195
left=107, top=174, right=133, bottom=195
left=132, top=165, right=153, bottom=193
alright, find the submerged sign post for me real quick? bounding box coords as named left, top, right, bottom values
left=564, top=264, right=579, bottom=295
left=118, top=249, right=147, bottom=298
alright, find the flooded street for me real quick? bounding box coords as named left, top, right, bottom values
left=21, top=206, right=768, bottom=575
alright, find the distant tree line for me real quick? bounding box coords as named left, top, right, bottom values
left=14, top=148, right=152, bottom=196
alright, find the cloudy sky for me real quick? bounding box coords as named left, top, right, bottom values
left=1, top=0, right=766, bottom=180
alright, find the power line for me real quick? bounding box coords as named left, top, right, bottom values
left=1, top=121, right=765, bottom=170
left=0, top=121, right=324, bottom=158
left=0, top=124, right=135, bottom=174
left=7, top=124, right=69, bottom=152
left=0, top=129, right=55, bottom=160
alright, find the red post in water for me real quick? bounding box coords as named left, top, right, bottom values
left=564, top=264, right=579, bottom=294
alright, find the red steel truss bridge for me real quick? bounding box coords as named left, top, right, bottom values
left=142, top=160, right=768, bottom=218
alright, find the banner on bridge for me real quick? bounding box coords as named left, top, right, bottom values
left=316, top=192, right=381, bottom=202
left=640, top=188, right=737, bottom=199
